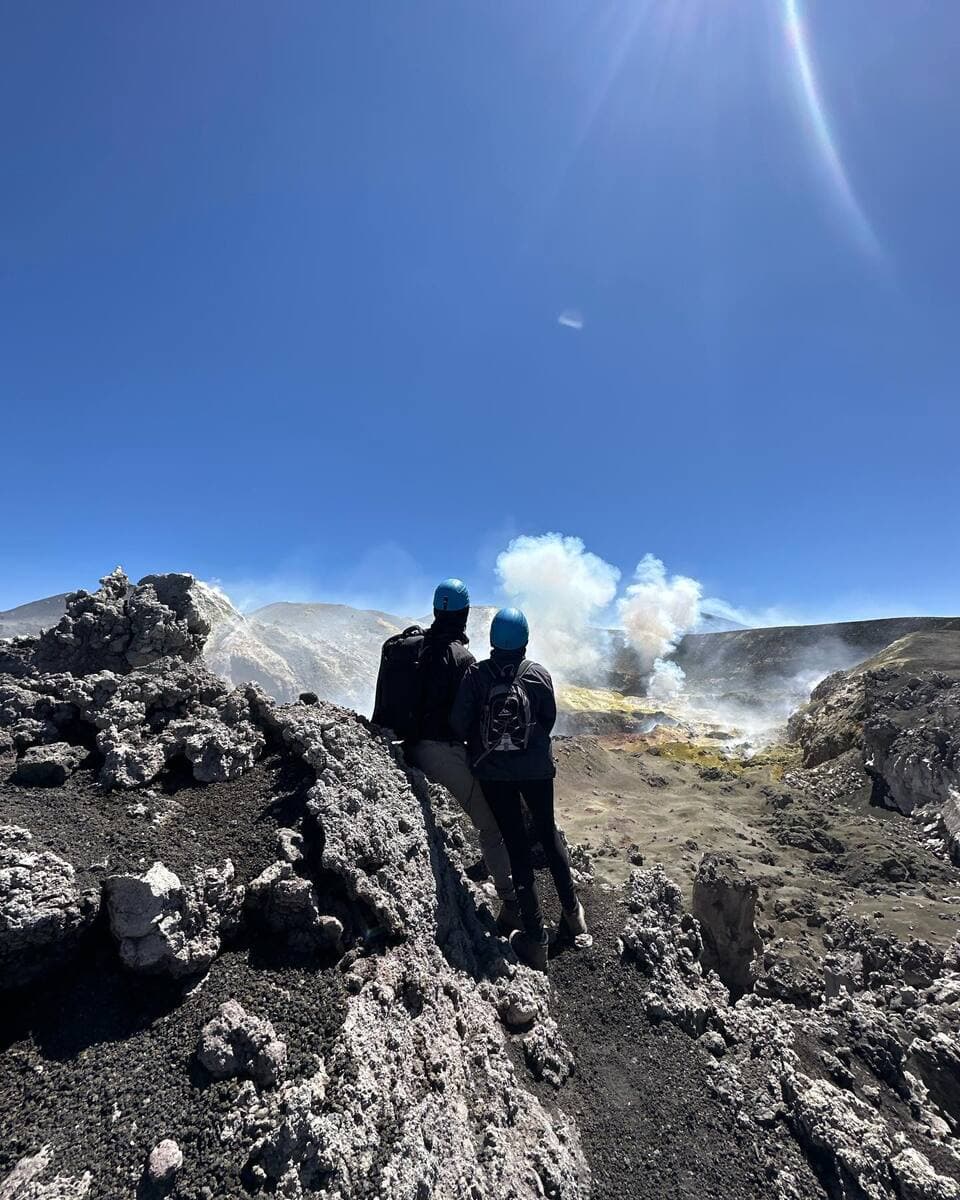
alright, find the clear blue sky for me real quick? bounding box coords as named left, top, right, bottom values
left=2, top=2, right=959, bottom=620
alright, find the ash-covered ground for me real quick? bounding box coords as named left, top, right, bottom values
left=2, top=570, right=959, bottom=1199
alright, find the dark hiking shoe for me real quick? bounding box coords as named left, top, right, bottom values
left=495, top=901, right=522, bottom=936
left=561, top=900, right=593, bottom=948
left=510, top=930, right=549, bottom=972
left=465, top=857, right=490, bottom=883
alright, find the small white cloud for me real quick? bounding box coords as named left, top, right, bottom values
left=557, top=309, right=584, bottom=330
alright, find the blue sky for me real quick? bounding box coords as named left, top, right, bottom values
left=2, top=2, right=958, bottom=622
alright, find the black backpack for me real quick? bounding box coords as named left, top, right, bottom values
left=372, top=625, right=425, bottom=739
left=474, top=659, right=534, bottom=766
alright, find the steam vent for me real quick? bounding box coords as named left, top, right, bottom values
left=2, top=571, right=960, bottom=1199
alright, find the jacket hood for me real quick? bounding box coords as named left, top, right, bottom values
left=428, top=610, right=469, bottom=645
left=490, top=646, right=526, bottom=666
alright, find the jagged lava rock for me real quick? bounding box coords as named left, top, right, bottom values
left=32, top=568, right=209, bottom=676
left=0, top=825, right=98, bottom=990
left=11, top=743, right=85, bottom=787
left=245, top=860, right=343, bottom=953
left=197, top=1000, right=286, bottom=1087
left=0, top=1146, right=91, bottom=1199
left=1, top=569, right=588, bottom=1198
left=618, top=864, right=727, bottom=1035
left=104, top=860, right=240, bottom=978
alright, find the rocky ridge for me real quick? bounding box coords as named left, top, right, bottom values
left=0, top=570, right=586, bottom=1199
left=789, top=633, right=960, bottom=861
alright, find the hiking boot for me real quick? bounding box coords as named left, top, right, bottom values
left=495, top=901, right=522, bottom=936
left=510, top=929, right=549, bottom=972
left=465, top=857, right=490, bottom=883
left=561, top=900, right=593, bottom=948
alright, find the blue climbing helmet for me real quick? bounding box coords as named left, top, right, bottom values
left=433, top=578, right=470, bottom=614
left=490, top=607, right=529, bottom=651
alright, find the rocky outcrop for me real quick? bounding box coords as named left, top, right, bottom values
left=1, top=568, right=588, bottom=1198
left=1, top=587, right=268, bottom=790
left=104, top=860, right=242, bottom=978
left=620, top=866, right=960, bottom=1200
left=30, top=568, right=209, bottom=677
left=692, top=852, right=762, bottom=999
left=0, top=570, right=268, bottom=790
left=789, top=636, right=960, bottom=864
left=0, top=825, right=98, bottom=990
left=618, top=865, right=727, bottom=1034
left=228, top=698, right=587, bottom=1199
left=197, top=1000, right=287, bottom=1088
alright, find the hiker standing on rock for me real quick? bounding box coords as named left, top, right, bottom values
left=373, top=579, right=520, bottom=934
left=451, top=607, right=588, bottom=971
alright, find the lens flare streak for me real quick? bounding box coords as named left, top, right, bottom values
left=784, top=0, right=881, bottom=258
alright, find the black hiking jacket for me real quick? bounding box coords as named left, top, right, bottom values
left=413, top=615, right=475, bottom=743
left=451, top=648, right=557, bottom=781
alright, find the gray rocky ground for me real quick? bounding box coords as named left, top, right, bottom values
left=1, top=571, right=959, bottom=1199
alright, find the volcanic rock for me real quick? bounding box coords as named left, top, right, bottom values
left=2, top=568, right=588, bottom=1196
left=618, top=865, right=727, bottom=1034
left=890, top=1148, right=960, bottom=1200
left=0, top=1146, right=92, bottom=1199
left=197, top=1000, right=287, bottom=1087
left=32, top=568, right=209, bottom=677
left=692, top=852, right=762, bottom=999
left=245, top=860, right=343, bottom=953
left=0, top=825, right=98, bottom=990
left=11, top=743, right=85, bottom=788
left=790, top=634, right=960, bottom=819
left=144, top=1139, right=182, bottom=1190
left=104, top=859, right=241, bottom=978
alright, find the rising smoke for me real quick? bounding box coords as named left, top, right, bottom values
left=496, top=534, right=620, bottom=679
left=494, top=535, right=707, bottom=698
left=617, top=554, right=702, bottom=699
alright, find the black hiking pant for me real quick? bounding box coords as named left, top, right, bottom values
left=480, top=778, right=577, bottom=943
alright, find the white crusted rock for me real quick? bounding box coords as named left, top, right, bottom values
left=0, top=826, right=98, bottom=990
left=0, top=1146, right=91, bottom=1198
left=105, top=860, right=238, bottom=977
left=198, top=1000, right=287, bottom=1088
left=619, top=864, right=727, bottom=1035
left=890, top=1148, right=960, bottom=1200
left=144, top=1139, right=183, bottom=1189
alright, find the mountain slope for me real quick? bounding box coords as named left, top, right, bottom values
left=0, top=594, right=70, bottom=640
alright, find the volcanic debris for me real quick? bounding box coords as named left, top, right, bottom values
left=1, top=570, right=586, bottom=1198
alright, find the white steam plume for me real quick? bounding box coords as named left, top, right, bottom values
left=495, top=533, right=620, bottom=679
left=618, top=554, right=702, bottom=698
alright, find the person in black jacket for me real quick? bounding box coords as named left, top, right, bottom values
left=374, top=579, right=519, bottom=933
left=451, top=607, right=588, bottom=971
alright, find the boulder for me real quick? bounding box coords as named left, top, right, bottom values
left=104, top=860, right=240, bottom=978
left=0, top=826, right=98, bottom=990
left=197, top=1000, right=286, bottom=1088
left=144, top=1140, right=182, bottom=1191
left=12, top=742, right=85, bottom=787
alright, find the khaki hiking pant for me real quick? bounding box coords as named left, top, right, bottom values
left=406, top=739, right=517, bottom=906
